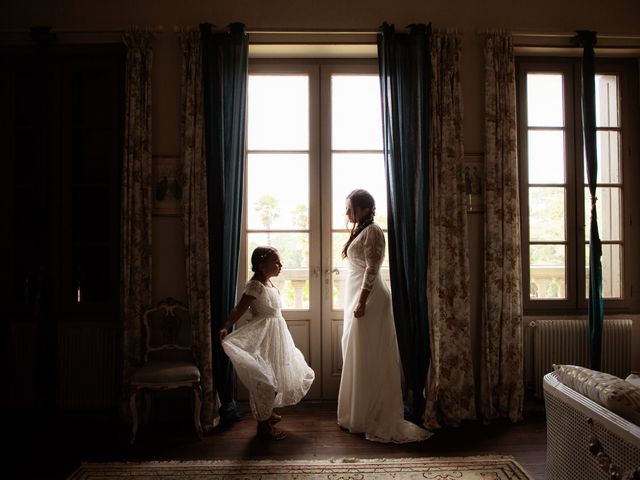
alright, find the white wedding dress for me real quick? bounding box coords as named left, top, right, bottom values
left=222, top=280, right=315, bottom=421
left=337, top=223, right=431, bottom=443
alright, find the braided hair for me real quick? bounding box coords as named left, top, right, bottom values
left=341, top=189, right=376, bottom=258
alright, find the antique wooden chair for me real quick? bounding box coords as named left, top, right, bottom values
left=129, top=298, right=203, bottom=443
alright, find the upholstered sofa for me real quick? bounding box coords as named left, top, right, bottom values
left=543, top=366, right=640, bottom=479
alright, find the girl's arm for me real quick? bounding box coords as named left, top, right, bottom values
left=219, top=294, right=255, bottom=341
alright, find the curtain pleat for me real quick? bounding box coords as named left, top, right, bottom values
left=179, top=28, right=218, bottom=430
left=575, top=30, right=604, bottom=371
left=424, top=31, right=476, bottom=429
left=480, top=32, right=524, bottom=422
left=200, top=22, right=249, bottom=415
left=377, top=22, right=432, bottom=422
left=121, top=30, right=154, bottom=418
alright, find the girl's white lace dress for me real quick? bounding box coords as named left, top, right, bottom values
left=337, top=223, right=431, bottom=443
left=222, top=280, right=315, bottom=421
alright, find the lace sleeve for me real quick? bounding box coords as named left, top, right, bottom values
left=243, top=280, right=264, bottom=299
left=362, top=224, right=385, bottom=290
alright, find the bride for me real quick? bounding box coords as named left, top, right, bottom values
left=337, top=189, right=431, bottom=443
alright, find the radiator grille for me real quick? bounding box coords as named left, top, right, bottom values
left=529, top=319, right=632, bottom=399
left=57, top=321, right=119, bottom=410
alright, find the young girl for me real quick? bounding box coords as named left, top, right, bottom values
left=219, top=246, right=315, bottom=440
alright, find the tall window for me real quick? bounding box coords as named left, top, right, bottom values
left=246, top=72, right=312, bottom=309
left=244, top=61, right=388, bottom=310
left=517, top=58, right=639, bottom=313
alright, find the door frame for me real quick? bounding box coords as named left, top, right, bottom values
left=239, top=59, right=379, bottom=400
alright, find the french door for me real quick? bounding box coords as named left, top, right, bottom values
left=240, top=60, right=389, bottom=399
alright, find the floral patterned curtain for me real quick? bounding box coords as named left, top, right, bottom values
left=424, top=31, right=476, bottom=429
left=480, top=32, right=524, bottom=422
left=121, top=30, right=154, bottom=416
left=178, top=28, right=219, bottom=430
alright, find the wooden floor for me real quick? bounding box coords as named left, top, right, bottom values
left=10, top=400, right=547, bottom=479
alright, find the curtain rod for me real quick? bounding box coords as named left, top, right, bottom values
left=0, top=26, right=165, bottom=34
left=3, top=27, right=639, bottom=41
left=511, top=31, right=640, bottom=40
left=0, top=26, right=382, bottom=35
left=245, top=28, right=379, bottom=34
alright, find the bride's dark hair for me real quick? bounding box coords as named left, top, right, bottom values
left=342, top=189, right=375, bottom=258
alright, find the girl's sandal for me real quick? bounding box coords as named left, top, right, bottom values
left=269, top=412, right=282, bottom=424
left=267, top=427, right=287, bottom=440
left=257, top=422, right=287, bottom=440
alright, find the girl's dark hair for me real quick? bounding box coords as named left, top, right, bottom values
left=342, top=189, right=375, bottom=258
left=251, top=246, right=278, bottom=272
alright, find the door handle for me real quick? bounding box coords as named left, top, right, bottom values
left=325, top=268, right=340, bottom=275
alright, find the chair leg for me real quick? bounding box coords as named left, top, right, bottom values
left=129, top=388, right=139, bottom=444
left=193, top=383, right=203, bottom=439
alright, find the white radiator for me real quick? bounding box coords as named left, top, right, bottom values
left=528, top=318, right=632, bottom=399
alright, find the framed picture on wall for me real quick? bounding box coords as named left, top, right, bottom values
left=153, top=156, right=183, bottom=216
left=463, top=153, right=484, bottom=213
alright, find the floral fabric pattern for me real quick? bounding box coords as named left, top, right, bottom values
left=424, top=31, right=477, bottom=429
left=179, top=28, right=218, bottom=430
left=347, top=224, right=385, bottom=291
left=480, top=32, right=524, bottom=422
left=553, top=365, right=640, bottom=425
left=121, top=30, right=154, bottom=418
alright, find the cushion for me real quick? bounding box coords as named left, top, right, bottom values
left=626, top=373, right=640, bottom=388
left=553, top=364, right=640, bottom=425
left=131, top=361, right=201, bottom=384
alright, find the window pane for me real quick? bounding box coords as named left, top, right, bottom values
left=530, top=245, right=566, bottom=299
left=595, top=131, right=621, bottom=183
left=248, top=75, right=308, bottom=150
left=332, top=232, right=390, bottom=310
left=332, top=75, right=383, bottom=150
left=595, top=74, right=619, bottom=128
left=247, top=232, right=309, bottom=310
left=584, top=187, right=622, bottom=241
left=331, top=153, right=388, bottom=230
left=331, top=232, right=349, bottom=310
left=527, top=73, right=564, bottom=127
left=528, top=130, right=565, bottom=183
left=529, top=187, right=565, bottom=241
left=586, top=244, right=622, bottom=299
left=247, top=154, right=309, bottom=230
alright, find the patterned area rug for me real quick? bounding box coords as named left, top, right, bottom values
left=68, top=456, right=534, bottom=479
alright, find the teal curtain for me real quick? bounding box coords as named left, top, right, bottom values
left=200, top=22, right=248, bottom=416
left=576, top=30, right=604, bottom=371
left=377, top=22, right=431, bottom=422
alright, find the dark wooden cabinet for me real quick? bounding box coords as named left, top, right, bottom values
left=2, top=40, right=125, bottom=411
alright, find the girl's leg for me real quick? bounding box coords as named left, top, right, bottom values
left=249, top=382, right=276, bottom=422
left=257, top=420, right=286, bottom=440
left=269, top=411, right=282, bottom=424
left=250, top=384, right=286, bottom=439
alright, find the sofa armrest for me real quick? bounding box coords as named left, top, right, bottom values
left=543, top=372, right=640, bottom=480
